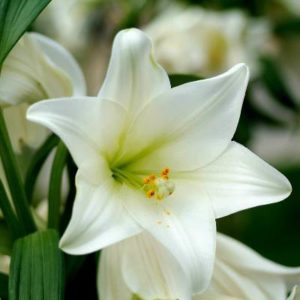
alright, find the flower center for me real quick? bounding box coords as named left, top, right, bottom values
left=142, top=168, right=175, bottom=201
left=112, top=167, right=175, bottom=201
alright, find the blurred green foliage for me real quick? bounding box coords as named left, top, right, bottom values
left=181, top=0, right=269, bottom=16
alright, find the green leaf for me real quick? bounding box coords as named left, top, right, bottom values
left=0, top=0, right=51, bottom=67
left=60, top=156, right=77, bottom=234
left=0, top=272, right=9, bottom=299
left=25, top=134, right=59, bottom=203
left=48, top=142, right=68, bottom=230
left=0, top=221, right=13, bottom=255
left=0, top=108, right=36, bottom=234
left=169, top=73, right=202, bottom=88
left=9, top=229, right=64, bottom=300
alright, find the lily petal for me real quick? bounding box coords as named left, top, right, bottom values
left=60, top=161, right=141, bottom=254
left=0, top=34, right=73, bottom=106
left=98, top=28, right=170, bottom=116
left=122, top=181, right=216, bottom=294
left=99, top=232, right=190, bottom=300
left=4, top=103, right=48, bottom=153
left=27, top=98, right=127, bottom=166
left=199, top=142, right=292, bottom=218
left=216, top=233, right=300, bottom=277
left=98, top=243, right=132, bottom=300
left=211, top=259, right=286, bottom=299
left=193, top=290, right=241, bottom=300
left=204, top=233, right=300, bottom=300
left=31, top=32, right=87, bottom=96
left=121, top=233, right=190, bottom=300
left=118, top=64, right=249, bottom=171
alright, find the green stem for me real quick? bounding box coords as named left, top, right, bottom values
left=60, top=155, right=77, bottom=234
left=0, top=180, right=23, bottom=239
left=48, top=142, right=68, bottom=230
left=0, top=108, right=36, bottom=233
left=24, top=134, right=59, bottom=202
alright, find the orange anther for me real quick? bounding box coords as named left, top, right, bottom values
left=146, top=189, right=155, bottom=198
left=149, top=174, right=156, bottom=181
left=161, top=168, right=170, bottom=176
left=143, top=175, right=156, bottom=184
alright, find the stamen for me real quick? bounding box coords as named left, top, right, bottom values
left=143, top=177, right=150, bottom=184
left=161, top=167, right=170, bottom=176
left=142, top=167, right=175, bottom=201
left=146, top=189, right=155, bottom=198
left=143, top=174, right=156, bottom=184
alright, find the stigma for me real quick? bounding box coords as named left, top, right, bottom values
left=143, top=168, right=175, bottom=201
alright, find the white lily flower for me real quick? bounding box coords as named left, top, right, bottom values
left=145, top=7, right=271, bottom=77
left=0, top=32, right=86, bottom=152
left=27, top=28, right=291, bottom=293
left=99, top=232, right=300, bottom=300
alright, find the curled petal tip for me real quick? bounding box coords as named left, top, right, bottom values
left=26, top=102, right=39, bottom=122
left=118, top=27, right=146, bottom=38
left=230, top=63, right=250, bottom=79
left=58, top=237, right=82, bottom=255
left=282, top=175, right=292, bottom=197
left=115, top=28, right=152, bottom=53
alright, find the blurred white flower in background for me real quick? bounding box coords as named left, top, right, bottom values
left=35, top=0, right=93, bottom=53
left=99, top=232, right=300, bottom=300
left=279, top=0, right=300, bottom=15
left=250, top=126, right=300, bottom=168
left=0, top=255, right=10, bottom=274
left=278, top=39, right=300, bottom=107
left=250, top=37, right=300, bottom=168
left=145, top=6, right=271, bottom=77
